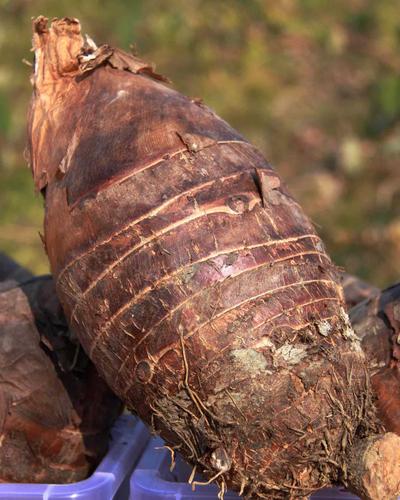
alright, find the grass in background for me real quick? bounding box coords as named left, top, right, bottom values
left=0, top=0, right=399, bottom=286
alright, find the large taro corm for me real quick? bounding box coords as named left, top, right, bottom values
left=28, top=17, right=400, bottom=499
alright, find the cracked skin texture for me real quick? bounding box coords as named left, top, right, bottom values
left=28, top=17, right=399, bottom=499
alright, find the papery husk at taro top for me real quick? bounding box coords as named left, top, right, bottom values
left=0, top=252, right=122, bottom=483
left=27, top=17, right=400, bottom=499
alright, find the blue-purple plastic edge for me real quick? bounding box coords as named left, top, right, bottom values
left=0, top=414, right=150, bottom=499
left=130, top=437, right=361, bottom=500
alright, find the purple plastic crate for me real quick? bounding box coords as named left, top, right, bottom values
left=130, top=437, right=360, bottom=500
left=0, top=414, right=150, bottom=499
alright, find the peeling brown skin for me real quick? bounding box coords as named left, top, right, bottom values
left=0, top=254, right=122, bottom=483
left=28, top=17, right=396, bottom=499
left=349, top=283, right=400, bottom=437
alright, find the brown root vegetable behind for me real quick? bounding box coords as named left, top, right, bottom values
left=341, top=273, right=380, bottom=310
left=349, top=283, right=400, bottom=437
left=0, top=251, right=34, bottom=283
left=0, top=254, right=122, bottom=483
left=28, top=17, right=400, bottom=499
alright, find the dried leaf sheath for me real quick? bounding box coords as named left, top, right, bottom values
left=28, top=17, right=400, bottom=499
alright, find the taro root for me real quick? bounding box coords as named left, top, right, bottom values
left=0, top=254, right=122, bottom=483
left=341, top=273, right=380, bottom=310
left=27, top=17, right=400, bottom=499
left=350, top=283, right=400, bottom=437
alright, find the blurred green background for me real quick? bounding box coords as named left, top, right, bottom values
left=0, top=0, right=399, bottom=285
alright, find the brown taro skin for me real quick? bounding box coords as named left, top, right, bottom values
left=28, top=17, right=384, bottom=498
left=341, top=273, right=380, bottom=310
left=0, top=255, right=122, bottom=483
left=350, top=283, right=400, bottom=437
